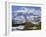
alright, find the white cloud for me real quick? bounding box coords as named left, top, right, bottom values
left=13, top=16, right=26, bottom=24
left=12, top=7, right=41, bottom=24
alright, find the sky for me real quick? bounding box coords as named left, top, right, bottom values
left=12, top=6, right=41, bottom=11
left=12, top=6, right=41, bottom=24
left=12, top=6, right=41, bottom=16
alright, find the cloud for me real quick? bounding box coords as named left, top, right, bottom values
left=12, top=7, right=41, bottom=24
left=13, top=16, right=26, bottom=24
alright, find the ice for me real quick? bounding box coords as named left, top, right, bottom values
left=12, top=25, right=24, bottom=30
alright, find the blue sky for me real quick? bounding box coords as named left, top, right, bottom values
left=12, top=6, right=41, bottom=16
left=12, top=6, right=41, bottom=11
left=12, top=6, right=41, bottom=24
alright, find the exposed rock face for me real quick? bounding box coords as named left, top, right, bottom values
left=24, top=22, right=33, bottom=29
